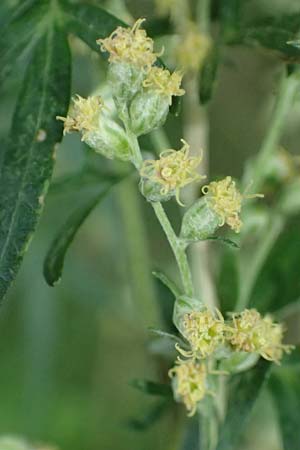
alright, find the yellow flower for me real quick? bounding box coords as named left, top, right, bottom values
left=202, top=176, right=263, bottom=233
left=176, top=28, right=212, bottom=72
left=169, top=358, right=208, bottom=416
left=56, top=95, right=102, bottom=140
left=177, top=308, right=225, bottom=359
left=97, top=19, right=160, bottom=69
left=228, top=309, right=293, bottom=364
left=143, top=66, right=185, bottom=105
left=140, top=139, right=204, bottom=205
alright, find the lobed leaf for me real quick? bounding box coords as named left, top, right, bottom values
left=0, top=26, right=71, bottom=301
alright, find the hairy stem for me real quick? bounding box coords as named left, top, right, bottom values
left=152, top=202, right=194, bottom=297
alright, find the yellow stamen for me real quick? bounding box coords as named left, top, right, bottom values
left=140, top=139, right=204, bottom=205
left=169, top=358, right=208, bottom=416
left=143, top=66, right=185, bottom=104
left=177, top=308, right=226, bottom=358
left=97, top=19, right=161, bottom=69
left=202, top=176, right=263, bottom=233
left=228, top=309, right=293, bottom=364
left=56, top=95, right=102, bottom=140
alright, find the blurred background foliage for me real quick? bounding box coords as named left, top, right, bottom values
left=0, top=0, right=300, bottom=449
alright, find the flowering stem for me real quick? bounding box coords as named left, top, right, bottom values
left=247, top=69, right=300, bottom=192
left=124, top=122, right=144, bottom=169
left=151, top=202, right=194, bottom=297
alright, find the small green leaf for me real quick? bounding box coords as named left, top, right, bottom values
left=199, top=43, right=220, bottom=104
left=206, top=235, right=239, bottom=248
left=126, top=400, right=169, bottom=431
left=152, top=270, right=180, bottom=298
left=216, top=359, right=271, bottom=450
left=44, top=182, right=118, bottom=287
left=269, top=361, right=300, bottom=450
left=62, top=2, right=124, bottom=53
left=130, top=379, right=172, bottom=397
left=148, top=327, right=183, bottom=344
left=0, top=27, right=71, bottom=301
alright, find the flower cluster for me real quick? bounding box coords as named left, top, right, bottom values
left=169, top=358, right=208, bottom=416
left=143, top=66, right=185, bottom=105
left=140, top=139, right=203, bottom=204
left=169, top=303, right=291, bottom=416
left=202, top=176, right=263, bottom=233
left=177, top=308, right=225, bottom=358
left=176, top=28, right=212, bottom=73
left=97, top=18, right=159, bottom=69
left=57, top=95, right=102, bottom=140
left=228, top=309, right=293, bottom=364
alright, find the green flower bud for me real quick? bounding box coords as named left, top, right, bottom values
left=107, top=62, right=146, bottom=118
left=130, top=90, right=169, bottom=136
left=57, top=95, right=131, bottom=161
left=219, top=351, right=260, bottom=374
left=180, top=197, right=221, bottom=242
left=173, top=295, right=204, bottom=334
left=139, top=164, right=175, bottom=202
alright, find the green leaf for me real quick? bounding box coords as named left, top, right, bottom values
left=126, top=400, right=169, bottom=431
left=62, top=2, right=125, bottom=53
left=199, top=43, right=220, bottom=105
left=44, top=181, right=118, bottom=287
left=216, top=359, right=271, bottom=450
left=269, top=360, right=300, bottom=449
left=206, top=235, right=239, bottom=249
left=217, top=247, right=239, bottom=313
left=0, top=26, right=71, bottom=301
left=249, top=219, right=300, bottom=313
left=0, top=0, right=47, bottom=85
left=130, top=379, right=172, bottom=397
left=152, top=270, right=180, bottom=298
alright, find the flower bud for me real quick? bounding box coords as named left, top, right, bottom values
left=173, top=295, right=204, bottom=333
left=169, top=359, right=209, bottom=416
left=180, top=176, right=263, bottom=242
left=97, top=19, right=162, bottom=118
left=180, top=196, right=221, bottom=242
left=129, top=67, right=185, bottom=136
left=139, top=140, right=204, bottom=204
left=57, top=95, right=131, bottom=161
left=219, top=351, right=260, bottom=374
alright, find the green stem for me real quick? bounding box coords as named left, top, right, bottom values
left=236, top=215, right=284, bottom=312
left=124, top=122, right=143, bottom=169
left=197, top=0, right=211, bottom=34
left=152, top=202, right=194, bottom=297
left=248, top=70, right=300, bottom=192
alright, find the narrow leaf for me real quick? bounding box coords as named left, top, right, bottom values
left=126, top=400, right=169, bottom=431
left=152, top=270, right=180, bottom=298
left=269, top=362, right=300, bottom=450
left=44, top=183, right=117, bottom=286
left=206, top=236, right=239, bottom=249
left=130, top=379, right=172, bottom=397
left=216, top=359, right=271, bottom=450
left=0, top=27, right=71, bottom=301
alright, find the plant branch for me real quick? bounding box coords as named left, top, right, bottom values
left=152, top=202, right=194, bottom=297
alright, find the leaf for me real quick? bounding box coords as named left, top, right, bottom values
left=249, top=219, right=300, bottom=313
left=199, top=43, right=220, bottom=105
left=0, top=26, right=71, bottom=301
left=126, top=400, right=169, bottom=431
left=206, top=236, right=239, bottom=249
left=62, top=2, right=125, bottom=53
left=217, top=247, right=239, bottom=313
left=130, top=379, right=172, bottom=397
left=0, top=0, right=47, bottom=85
left=269, top=359, right=300, bottom=450
left=44, top=182, right=118, bottom=286
left=148, top=327, right=182, bottom=343
left=216, top=359, right=271, bottom=450
left=152, top=270, right=180, bottom=298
